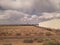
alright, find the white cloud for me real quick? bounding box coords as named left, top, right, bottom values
left=0, top=0, right=60, bottom=13
left=35, top=0, right=60, bottom=12
left=0, top=10, right=60, bottom=24
left=39, top=13, right=60, bottom=19
left=0, top=0, right=34, bottom=10
left=0, top=0, right=60, bottom=24
left=0, top=15, right=8, bottom=19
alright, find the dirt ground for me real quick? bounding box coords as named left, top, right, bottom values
left=0, top=25, right=60, bottom=45
left=0, top=39, right=43, bottom=45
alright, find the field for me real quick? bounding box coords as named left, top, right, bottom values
left=0, top=25, right=60, bottom=45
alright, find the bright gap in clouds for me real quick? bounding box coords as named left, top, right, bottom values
left=0, top=0, right=60, bottom=24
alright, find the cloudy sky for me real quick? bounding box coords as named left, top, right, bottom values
left=0, top=0, right=60, bottom=24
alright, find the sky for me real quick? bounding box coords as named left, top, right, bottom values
left=0, top=0, right=60, bottom=24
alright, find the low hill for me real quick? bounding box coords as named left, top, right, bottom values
left=0, top=25, right=60, bottom=45
left=0, top=25, right=57, bottom=37
left=39, top=19, right=60, bottom=29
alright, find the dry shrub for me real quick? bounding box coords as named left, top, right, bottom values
left=16, top=33, right=21, bottom=36
left=3, top=43, right=12, bottom=45
left=34, top=38, right=44, bottom=43
left=43, top=40, right=60, bottom=45
left=45, top=32, right=52, bottom=36
left=23, top=38, right=33, bottom=43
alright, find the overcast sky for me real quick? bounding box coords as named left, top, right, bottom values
left=0, top=0, right=60, bottom=24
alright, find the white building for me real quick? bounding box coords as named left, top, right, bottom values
left=39, top=19, right=60, bottom=29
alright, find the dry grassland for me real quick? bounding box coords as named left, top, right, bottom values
left=0, top=25, right=60, bottom=45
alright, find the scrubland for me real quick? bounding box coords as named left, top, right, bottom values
left=0, top=25, right=60, bottom=45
